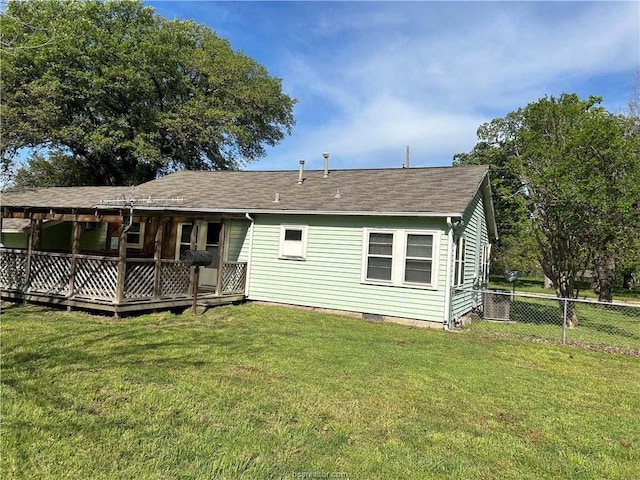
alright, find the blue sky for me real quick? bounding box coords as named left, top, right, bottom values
left=149, top=1, right=639, bottom=171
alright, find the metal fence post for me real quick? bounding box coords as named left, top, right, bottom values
left=562, top=297, right=568, bottom=345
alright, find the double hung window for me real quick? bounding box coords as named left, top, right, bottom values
left=363, top=229, right=438, bottom=288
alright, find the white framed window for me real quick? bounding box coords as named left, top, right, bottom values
left=176, top=223, right=197, bottom=259
left=366, top=232, right=394, bottom=282
left=404, top=233, right=434, bottom=285
left=126, top=221, right=145, bottom=249
left=453, top=236, right=466, bottom=286
left=480, top=243, right=491, bottom=285
left=279, top=225, right=308, bottom=260
left=362, top=229, right=439, bottom=289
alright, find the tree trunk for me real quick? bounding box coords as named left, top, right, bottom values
left=593, top=253, right=615, bottom=303
left=556, top=273, right=579, bottom=328
left=622, top=273, right=635, bottom=290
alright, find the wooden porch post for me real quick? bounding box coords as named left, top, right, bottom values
left=67, top=219, right=82, bottom=306
left=189, top=219, right=197, bottom=296
left=215, top=220, right=226, bottom=296
left=152, top=219, right=164, bottom=300
left=23, top=217, right=41, bottom=291
left=115, top=222, right=127, bottom=305
left=32, top=218, right=43, bottom=250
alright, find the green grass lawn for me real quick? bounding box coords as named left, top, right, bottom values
left=2, top=303, right=639, bottom=479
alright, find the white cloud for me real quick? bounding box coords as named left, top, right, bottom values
left=260, top=1, right=638, bottom=170
left=152, top=1, right=639, bottom=170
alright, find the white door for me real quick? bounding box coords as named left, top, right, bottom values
left=176, top=221, right=221, bottom=288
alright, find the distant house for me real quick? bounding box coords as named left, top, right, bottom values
left=1, top=164, right=496, bottom=325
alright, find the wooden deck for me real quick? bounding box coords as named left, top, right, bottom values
left=0, top=248, right=247, bottom=316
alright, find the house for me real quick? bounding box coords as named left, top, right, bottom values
left=1, top=164, right=497, bottom=326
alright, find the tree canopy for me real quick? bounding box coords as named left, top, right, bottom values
left=1, top=0, right=296, bottom=186
left=455, top=93, right=640, bottom=314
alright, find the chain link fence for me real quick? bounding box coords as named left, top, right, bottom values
left=453, top=288, right=640, bottom=355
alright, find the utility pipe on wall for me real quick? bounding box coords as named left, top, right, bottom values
left=443, top=216, right=454, bottom=328
left=244, top=212, right=255, bottom=298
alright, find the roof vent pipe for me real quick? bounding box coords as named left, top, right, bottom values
left=298, top=160, right=305, bottom=184
left=323, top=152, right=330, bottom=178
left=405, top=145, right=410, bottom=169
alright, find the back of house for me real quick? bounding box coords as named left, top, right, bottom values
left=1, top=164, right=496, bottom=325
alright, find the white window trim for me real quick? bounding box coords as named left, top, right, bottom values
left=362, top=229, right=395, bottom=285
left=361, top=228, right=440, bottom=290
left=126, top=221, right=145, bottom=249
left=453, top=236, right=466, bottom=287
left=480, top=242, right=492, bottom=285
left=278, top=224, right=308, bottom=260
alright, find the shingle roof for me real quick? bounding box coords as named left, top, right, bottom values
left=1, top=218, right=30, bottom=231
left=1, top=165, right=489, bottom=216
left=1, top=186, right=130, bottom=210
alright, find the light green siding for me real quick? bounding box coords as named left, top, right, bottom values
left=1, top=232, right=28, bottom=248
left=79, top=222, right=108, bottom=251
left=2, top=222, right=108, bottom=252
left=451, top=190, right=490, bottom=319
left=247, top=214, right=451, bottom=323
left=226, top=219, right=250, bottom=262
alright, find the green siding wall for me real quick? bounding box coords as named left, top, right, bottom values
left=41, top=223, right=72, bottom=250
left=247, top=214, right=450, bottom=323
left=226, top=219, right=250, bottom=262
left=1, top=232, right=28, bottom=248
left=451, top=190, right=490, bottom=319
left=3, top=222, right=109, bottom=252
left=79, top=222, right=108, bottom=251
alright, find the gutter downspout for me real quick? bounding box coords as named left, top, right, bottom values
left=443, top=216, right=454, bottom=329
left=122, top=186, right=135, bottom=234
left=244, top=212, right=255, bottom=298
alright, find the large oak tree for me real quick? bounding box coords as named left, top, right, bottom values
left=1, top=0, right=296, bottom=186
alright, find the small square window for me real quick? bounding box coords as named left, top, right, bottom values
left=279, top=225, right=308, bottom=260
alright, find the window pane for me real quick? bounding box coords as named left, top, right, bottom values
left=368, top=233, right=393, bottom=255
left=404, top=259, right=432, bottom=284
left=181, top=225, right=193, bottom=244
left=406, top=234, right=432, bottom=258
left=367, top=257, right=392, bottom=281
left=207, top=223, right=221, bottom=245
left=129, top=222, right=141, bottom=233
left=127, top=233, right=141, bottom=245
left=285, top=229, right=303, bottom=241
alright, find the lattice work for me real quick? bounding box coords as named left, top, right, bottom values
left=28, top=252, right=70, bottom=295
left=160, top=261, right=190, bottom=297
left=74, top=257, right=117, bottom=300
left=221, top=262, right=247, bottom=295
left=0, top=248, right=28, bottom=290
left=124, top=261, right=155, bottom=299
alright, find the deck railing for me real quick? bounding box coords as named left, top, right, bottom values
left=0, top=248, right=245, bottom=304
left=220, top=261, right=248, bottom=295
